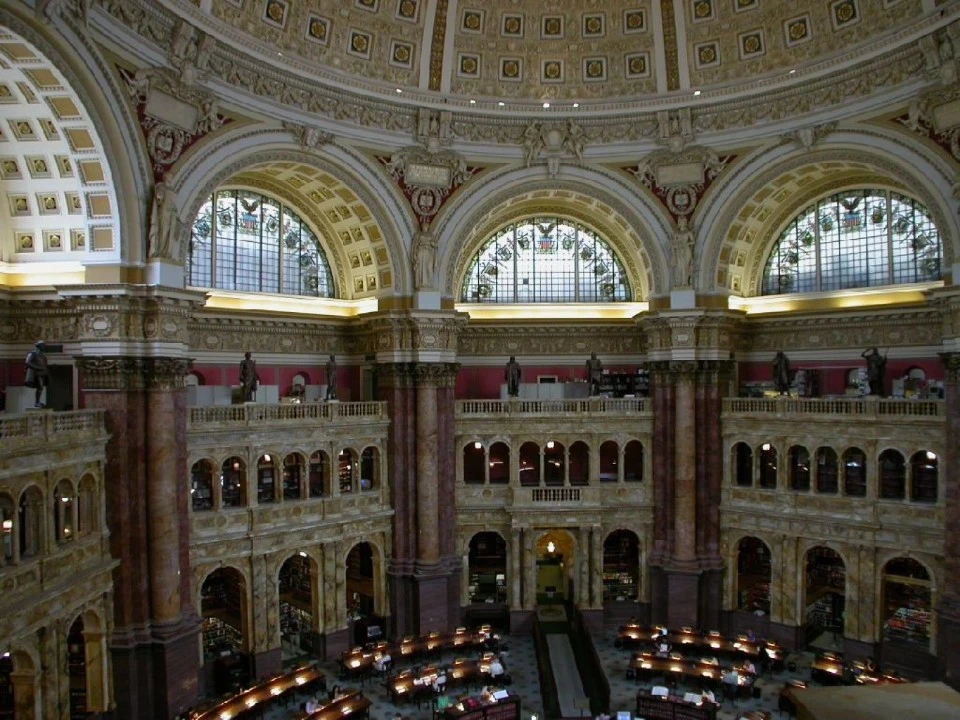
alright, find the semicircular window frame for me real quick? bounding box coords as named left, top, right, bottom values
left=761, top=189, right=943, bottom=296
left=187, top=188, right=336, bottom=298
left=460, top=216, right=632, bottom=303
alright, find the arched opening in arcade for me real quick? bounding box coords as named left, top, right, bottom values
left=463, top=442, right=485, bottom=484
left=881, top=557, right=933, bottom=650
left=67, top=611, right=108, bottom=718
left=345, top=542, right=383, bottom=645
left=467, top=532, right=507, bottom=605
left=0, top=650, right=38, bottom=720
left=602, top=530, right=640, bottom=604
left=279, top=553, right=317, bottom=662
left=804, top=546, right=846, bottom=648
left=736, top=537, right=772, bottom=615
left=200, top=568, right=249, bottom=692
left=535, top=530, right=575, bottom=606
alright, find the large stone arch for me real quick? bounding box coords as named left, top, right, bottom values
left=173, top=127, right=413, bottom=298
left=0, top=5, right=147, bottom=266
left=434, top=165, right=673, bottom=301
left=696, top=128, right=960, bottom=294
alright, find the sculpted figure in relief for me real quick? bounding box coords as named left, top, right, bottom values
left=672, top=216, right=695, bottom=288
left=522, top=122, right=544, bottom=167
left=413, top=225, right=438, bottom=290
left=148, top=173, right=183, bottom=262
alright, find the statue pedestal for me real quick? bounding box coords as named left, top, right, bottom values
left=326, top=398, right=340, bottom=403
left=145, top=259, right=184, bottom=288
left=670, top=289, right=696, bottom=309
left=414, top=290, right=441, bottom=311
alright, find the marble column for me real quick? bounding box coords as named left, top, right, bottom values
left=673, top=362, right=698, bottom=565
left=590, top=526, right=603, bottom=609
left=523, top=530, right=536, bottom=610
left=578, top=526, right=590, bottom=607
left=415, top=367, right=441, bottom=566
left=937, top=352, right=960, bottom=688
left=510, top=528, right=522, bottom=611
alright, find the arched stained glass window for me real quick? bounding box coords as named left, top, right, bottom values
left=460, top=217, right=631, bottom=303
left=762, top=190, right=942, bottom=295
left=187, top=189, right=335, bottom=297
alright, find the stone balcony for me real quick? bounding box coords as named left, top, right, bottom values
left=0, top=409, right=108, bottom=478
left=187, top=401, right=388, bottom=429
left=456, top=482, right=650, bottom=511
left=722, top=397, right=944, bottom=419
left=456, top=397, right=649, bottom=418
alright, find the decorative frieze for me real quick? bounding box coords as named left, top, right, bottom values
left=77, top=356, right=190, bottom=390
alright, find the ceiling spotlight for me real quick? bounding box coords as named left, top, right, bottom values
left=693, top=90, right=701, bottom=96
left=396, top=88, right=402, bottom=93
left=542, top=102, right=550, bottom=108
left=789, top=69, right=796, bottom=75
left=469, top=99, right=476, bottom=104
left=573, top=102, right=580, bottom=108
left=498, top=101, right=505, bottom=106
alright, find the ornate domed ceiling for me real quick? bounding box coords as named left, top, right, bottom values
left=191, top=0, right=927, bottom=105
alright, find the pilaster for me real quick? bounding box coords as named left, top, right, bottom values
left=937, top=352, right=960, bottom=687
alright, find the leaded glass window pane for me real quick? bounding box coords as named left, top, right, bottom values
left=188, top=189, right=335, bottom=298
left=460, top=217, right=631, bottom=303
left=762, top=189, right=942, bottom=295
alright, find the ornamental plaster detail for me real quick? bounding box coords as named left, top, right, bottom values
left=899, top=83, right=960, bottom=164
left=379, top=147, right=474, bottom=229
left=520, top=120, right=586, bottom=177
left=625, top=144, right=733, bottom=222
left=779, top=122, right=838, bottom=152
left=188, top=316, right=350, bottom=356
left=458, top=324, right=643, bottom=358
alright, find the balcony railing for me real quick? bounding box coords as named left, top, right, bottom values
left=457, top=397, right=647, bottom=417
left=722, top=397, right=944, bottom=418
left=188, top=401, right=388, bottom=428
left=0, top=409, right=106, bottom=443
left=530, top=487, right=582, bottom=503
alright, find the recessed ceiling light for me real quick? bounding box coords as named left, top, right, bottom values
left=277, top=52, right=283, bottom=57
left=693, top=90, right=701, bottom=96
left=469, top=99, right=476, bottom=104
left=395, top=88, right=402, bottom=93
left=542, top=102, right=550, bottom=108
left=498, top=101, right=505, bottom=106
left=789, top=69, right=796, bottom=75
left=573, top=102, right=580, bottom=108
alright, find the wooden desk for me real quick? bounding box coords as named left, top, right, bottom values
left=616, top=626, right=780, bottom=666
left=388, top=658, right=495, bottom=704
left=635, top=692, right=718, bottom=720
left=809, top=655, right=845, bottom=685
left=194, top=664, right=324, bottom=720
left=443, top=691, right=521, bottom=720
left=778, top=679, right=807, bottom=714
left=340, top=630, right=488, bottom=676
left=304, top=689, right=371, bottom=720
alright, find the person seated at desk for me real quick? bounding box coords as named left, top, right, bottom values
left=722, top=670, right=741, bottom=687
left=746, top=629, right=756, bottom=644
left=865, top=657, right=876, bottom=674
left=742, top=659, right=757, bottom=676
left=488, top=657, right=505, bottom=680
left=655, top=641, right=671, bottom=657
left=305, top=699, right=319, bottom=714
left=373, top=653, right=392, bottom=673
left=432, top=673, right=447, bottom=694
left=700, top=688, right=716, bottom=705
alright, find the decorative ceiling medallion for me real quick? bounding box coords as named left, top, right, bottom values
left=501, top=14, right=523, bottom=38
left=305, top=15, right=331, bottom=46
left=625, top=53, right=651, bottom=79
left=56, top=155, right=72, bottom=177
left=499, top=57, right=523, bottom=82
left=390, top=40, right=414, bottom=69
left=583, top=13, right=605, bottom=38
left=347, top=29, right=373, bottom=59
left=542, top=15, right=564, bottom=40
left=43, top=230, right=63, bottom=252
left=623, top=9, right=646, bottom=34
left=262, top=0, right=288, bottom=29
left=0, top=158, right=20, bottom=179
left=784, top=15, right=811, bottom=47
left=8, top=195, right=29, bottom=216
left=583, top=56, right=607, bottom=82
left=70, top=229, right=85, bottom=250
left=691, top=0, right=715, bottom=23
left=0, top=84, right=14, bottom=102
left=462, top=9, right=484, bottom=34
left=354, top=0, right=379, bottom=12
left=830, top=0, right=860, bottom=30
left=36, top=192, right=59, bottom=214
left=39, top=118, right=58, bottom=140
left=15, top=232, right=34, bottom=253
left=541, top=59, right=564, bottom=84
left=65, top=192, right=81, bottom=214
left=8, top=119, right=36, bottom=140
left=733, top=0, right=758, bottom=12
left=738, top=29, right=765, bottom=60
left=395, top=0, right=418, bottom=22
left=26, top=155, right=50, bottom=178
left=694, top=41, right=720, bottom=69
left=457, top=53, right=480, bottom=79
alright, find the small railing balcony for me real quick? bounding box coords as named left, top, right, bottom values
left=0, top=409, right=107, bottom=455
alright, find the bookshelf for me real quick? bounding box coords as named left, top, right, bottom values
left=468, top=533, right=508, bottom=604
left=603, top=531, right=639, bottom=601
left=597, top=370, right=650, bottom=398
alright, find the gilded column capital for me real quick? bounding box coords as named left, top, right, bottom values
left=413, top=362, right=460, bottom=387
left=376, top=362, right=416, bottom=388
left=144, top=357, right=191, bottom=390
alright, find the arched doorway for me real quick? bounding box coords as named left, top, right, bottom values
left=736, top=537, right=771, bottom=614
left=200, top=567, right=248, bottom=691
left=345, top=542, right=382, bottom=645
left=66, top=616, right=87, bottom=718
left=602, top=530, right=640, bottom=603
left=804, top=546, right=846, bottom=648
left=535, top=531, right=575, bottom=605
left=0, top=651, right=13, bottom=719
left=279, top=553, right=316, bottom=662
left=881, top=557, right=933, bottom=650
left=468, top=532, right=507, bottom=604
left=463, top=442, right=486, bottom=484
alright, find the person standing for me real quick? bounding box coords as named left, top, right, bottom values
left=24, top=341, right=49, bottom=408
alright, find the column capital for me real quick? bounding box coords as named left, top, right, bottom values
left=413, top=362, right=460, bottom=387
left=77, top=356, right=190, bottom=390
